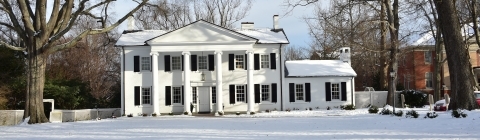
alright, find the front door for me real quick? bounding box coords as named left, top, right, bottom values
left=198, top=87, right=211, bottom=113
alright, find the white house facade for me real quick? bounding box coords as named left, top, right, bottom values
left=115, top=16, right=357, bottom=116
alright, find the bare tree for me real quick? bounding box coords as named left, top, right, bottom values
left=284, top=45, right=308, bottom=60
left=0, top=0, right=149, bottom=124
left=135, top=0, right=192, bottom=30
left=434, top=0, right=478, bottom=110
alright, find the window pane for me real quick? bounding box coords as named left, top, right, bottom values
left=261, top=55, right=269, bottom=68
left=425, top=51, right=432, bottom=63
left=142, top=87, right=151, bottom=104
left=192, top=87, right=197, bottom=104
left=332, top=83, right=340, bottom=100
left=235, top=55, right=244, bottom=69
left=141, top=57, right=150, bottom=71
left=173, top=87, right=181, bottom=103
left=295, top=84, right=303, bottom=100
left=172, top=56, right=181, bottom=70
left=236, top=85, right=245, bottom=102
left=199, top=56, right=207, bottom=70
left=261, top=85, right=269, bottom=101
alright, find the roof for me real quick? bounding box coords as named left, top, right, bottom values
left=116, top=30, right=168, bottom=46
left=115, top=20, right=289, bottom=46
left=285, top=60, right=357, bottom=77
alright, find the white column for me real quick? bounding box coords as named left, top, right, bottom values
left=120, top=52, right=124, bottom=115
left=183, top=51, right=191, bottom=115
left=150, top=52, right=159, bottom=114
left=246, top=50, right=254, bottom=114
left=215, top=51, right=223, bottom=115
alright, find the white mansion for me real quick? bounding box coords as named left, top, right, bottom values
left=115, top=15, right=357, bottom=116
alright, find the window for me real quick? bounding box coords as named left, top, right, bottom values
left=142, top=87, right=151, bottom=104
left=141, top=57, right=150, bottom=71
left=261, top=85, right=270, bottom=101
left=172, top=87, right=181, bottom=103
left=236, top=85, right=245, bottom=102
left=424, top=51, right=432, bottom=63
left=172, top=56, right=181, bottom=70
left=426, top=72, right=433, bottom=88
left=198, top=56, right=207, bottom=70
left=261, top=55, right=269, bottom=68
left=295, top=84, right=304, bottom=100
left=331, top=83, right=340, bottom=100
left=212, top=87, right=216, bottom=103
left=235, top=55, right=244, bottom=69
left=192, top=87, right=197, bottom=104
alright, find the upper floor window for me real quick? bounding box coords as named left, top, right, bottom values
left=261, top=55, right=269, bottom=68
left=425, top=72, right=433, bottom=88
left=172, top=56, right=181, bottom=70
left=141, top=57, right=150, bottom=71
left=198, top=56, right=208, bottom=70
left=424, top=51, right=432, bottom=63
left=235, top=55, right=244, bottom=69
left=331, top=83, right=340, bottom=100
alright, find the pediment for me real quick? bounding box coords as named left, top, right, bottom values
left=146, top=20, right=257, bottom=44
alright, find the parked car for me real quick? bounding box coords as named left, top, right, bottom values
left=475, top=91, right=480, bottom=107
left=434, top=99, right=447, bottom=111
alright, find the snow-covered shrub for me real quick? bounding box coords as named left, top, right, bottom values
left=127, top=114, right=133, bottom=117
left=380, top=107, right=392, bottom=115
left=368, top=105, right=379, bottom=114
left=183, top=112, right=188, bottom=115
left=400, top=90, right=428, bottom=108
left=341, top=104, right=355, bottom=110
left=152, top=113, right=157, bottom=117
left=265, top=109, right=270, bottom=113
left=405, top=110, right=419, bottom=118
left=327, top=106, right=331, bottom=110
left=250, top=112, right=255, bottom=115
left=142, top=113, right=148, bottom=117
left=286, top=108, right=291, bottom=112
left=394, top=110, right=403, bottom=117
left=424, top=112, right=438, bottom=119
left=168, top=112, right=173, bottom=115
left=451, top=109, right=467, bottom=118
left=236, top=112, right=241, bottom=115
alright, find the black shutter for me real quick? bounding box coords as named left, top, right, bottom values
left=208, top=54, right=215, bottom=71
left=326, top=82, right=331, bottom=101
left=181, top=55, right=184, bottom=71
left=212, top=87, right=216, bottom=103
left=289, top=83, right=295, bottom=102
left=305, top=83, right=311, bottom=102
left=229, top=85, right=235, bottom=104
left=182, top=86, right=184, bottom=105
left=270, top=53, right=276, bottom=69
left=191, top=55, right=197, bottom=71
left=254, top=84, right=260, bottom=103
left=165, top=86, right=171, bottom=106
left=150, top=56, right=153, bottom=72
left=150, top=86, right=153, bottom=105
left=164, top=55, right=171, bottom=72
left=229, top=54, right=234, bottom=70
left=245, top=85, right=248, bottom=103
left=254, top=54, right=260, bottom=70
left=341, top=82, right=347, bottom=101
left=134, top=86, right=140, bottom=105
left=244, top=54, right=248, bottom=70
left=134, top=56, right=140, bottom=72
left=271, top=83, right=277, bottom=103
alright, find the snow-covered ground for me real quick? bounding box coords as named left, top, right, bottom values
left=1, top=107, right=479, bottom=140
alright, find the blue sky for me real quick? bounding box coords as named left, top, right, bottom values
left=113, top=0, right=319, bottom=48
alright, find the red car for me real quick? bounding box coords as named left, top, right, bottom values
left=435, top=91, right=480, bottom=111
left=476, top=91, right=480, bottom=107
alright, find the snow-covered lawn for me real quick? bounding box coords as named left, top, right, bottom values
left=1, top=108, right=480, bottom=139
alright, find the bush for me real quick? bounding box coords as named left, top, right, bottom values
left=341, top=104, right=355, bottom=110
left=405, top=110, right=419, bottom=118
left=368, top=106, right=379, bottom=114
left=152, top=113, right=157, bottom=117
left=379, top=106, right=392, bottom=115
left=400, top=90, right=427, bottom=108
left=183, top=112, right=189, bottom=115
left=127, top=114, right=133, bottom=117
left=236, top=112, right=241, bottom=115
left=394, top=110, right=403, bottom=117
left=168, top=112, right=173, bottom=115
left=424, top=112, right=438, bottom=119
left=451, top=109, right=467, bottom=118
left=250, top=112, right=255, bottom=115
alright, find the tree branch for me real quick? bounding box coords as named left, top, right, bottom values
left=0, top=21, right=15, bottom=30
left=0, top=40, right=25, bottom=51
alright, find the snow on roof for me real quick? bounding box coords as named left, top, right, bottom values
left=115, top=30, right=168, bottom=46
left=115, top=28, right=288, bottom=46
left=285, top=60, right=357, bottom=77
left=235, top=28, right=289, bottom=44
left=411, top=31, right=435, bottom=46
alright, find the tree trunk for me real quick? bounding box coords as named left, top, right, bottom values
left=24, top=47, right=49, bottom=124
left=435, top=0, right=478, bottom=110
left=379, top=0, right=389, bottom=92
